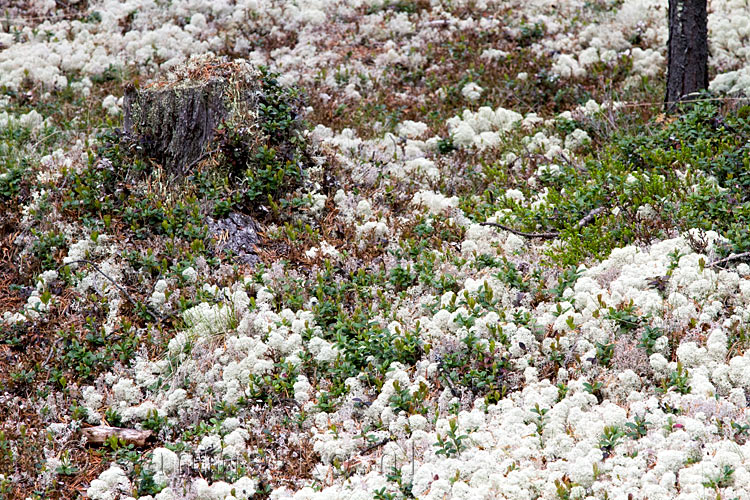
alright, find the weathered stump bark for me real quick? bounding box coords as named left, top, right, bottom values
left=665, top=0, right=708, bottom=109
left=123, top=81, right=228, bottom=174
left=122, top=59, right=261, bottom=175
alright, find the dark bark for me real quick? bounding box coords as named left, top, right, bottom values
left=123, top=80, right=230, bottom=175
left=206, top=212, right=260, bottom=266
left=665, top=0, right=709, bottom=109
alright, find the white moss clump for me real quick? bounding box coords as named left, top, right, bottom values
left=504, top=189, right=525, bottom=203
left=193, top=478, right=233, bottom=500
left=154, top=488, right=176, bottom=500
left=183, top=302, right=236, bottom=337
left=294, top=375, right=313, bottom=404
left=452, top=122, right=476, bottom=148
left=461, top=82, right=483, bottom=101
left=87, top=465, right=131, bottom=500
left=356, top=199, right=373, bottom=219
left=308, top=337, right=340, bottom=363
left=112, top=378, right=143, bottom=405
left=564, top=128, right=591, bottom=151
left=552, top=54, right=585, bottom=79
left=446, top=106, right=523, bottom=150
left=151, top=447, right=179, bottom=475
left=356, top=220, right=389, bottom=242
left=23, top=291, right=50, bottom=320
left=480, top=48, right=508, bottom=60
left=36, top=270, right=58, bottom=290
left=63, top=238, right=92, bottom=266
left=232, top=477, right=257, bottom=500
left=412, top=190, right=458, bottom=216
left=182, top=266, right=198, bottom=283
left=150, top=279, right=169, bottom=309
left=397, top=120, right=428, bottom=138
left=222, top=428, right=249, bottom=458
left=402, top=157, right=440, bottom=182
left=82, top=386, right=105, bottom=416
left=101, top=95, right=122, bottom=116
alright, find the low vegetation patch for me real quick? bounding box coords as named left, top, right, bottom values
left=3, top=1, right=750, bottom=500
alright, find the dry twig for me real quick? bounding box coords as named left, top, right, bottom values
left=361, top=437, right=392, bottom=455
left=478, top=222, right=559, bottom=239
left=708, top=252, right=750, bottom=268
left=59, top=259, right=174, bottom=322
left=480, top=207, right=607, bottom=239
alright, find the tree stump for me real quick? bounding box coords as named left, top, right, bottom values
left=123, top=58, right=262, bottom=175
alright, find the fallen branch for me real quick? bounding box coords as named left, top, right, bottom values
left=81, top=426, right=153, bottom=447
left=708, top=252, right=750, bottom=268
left=420, top=19, right=451, bottom=27
left=60, top=259, right=140, bottom=309
left=479, top=222, right=559, bottom=239
left=480, top=207, right=607, bottom=239
left=576, top=207, right=607, bottom=228
left=361, top=437, right=393, bottom=455
left=58, top=259, right=174, bottom=323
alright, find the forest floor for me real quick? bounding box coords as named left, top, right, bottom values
left=3, top=1, right=750, bottom=499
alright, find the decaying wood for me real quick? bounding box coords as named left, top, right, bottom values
left=122, top=58, right=262, bottom=176
left=123, top=80, right=229, bottom=175
left=81, top=426, right=153, bottom=447
left=708, top=251, right=750, bottom=268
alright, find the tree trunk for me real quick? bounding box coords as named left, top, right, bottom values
left=665, top=0, right=709, bottom=109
